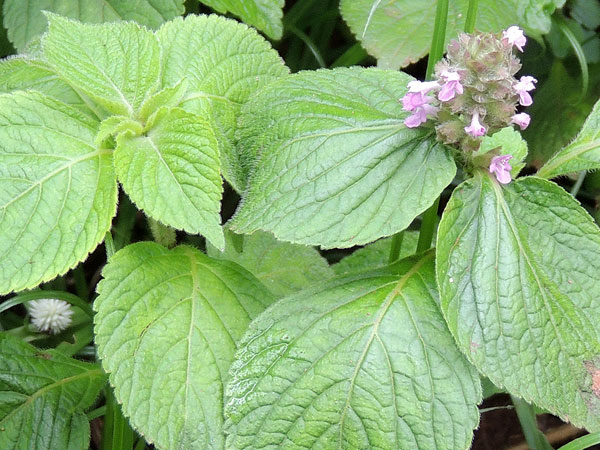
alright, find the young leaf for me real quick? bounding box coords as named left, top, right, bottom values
left=537, top=97, right=600, bottom=179
left=230, top=67, right=456, bottom=249
left=42, top=14, right=161, bottom=117
left=3, top=0, right=185, bottom=52
left=197, top=0, right=284, bottom=40
left=0, top=333, right=107, bottom=450
left=332, top=231, right=419, bottom=275
left=225, top=252, right=482, bottom=449
left=156, top=14, right=289, bottom=192
left=0, top=91, right=116, bottom=295
left=207, top=230, right=334, bottom=297
left=94, top=242, right=275, bottom=450
left=114, top=107, right=224, bottom=249
left=0, top=57, right=90, bottom=113
left=339, top=0, right=559, bottom=70
left=437, top=173, right=600, bottom=431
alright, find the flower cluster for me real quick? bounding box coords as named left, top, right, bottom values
left=29, top=298, right=73, bottom=334
left=401, top=26, right=536, bottom=184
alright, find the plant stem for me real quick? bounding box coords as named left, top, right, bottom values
left=105, top=231, right=116, bottom=260
left=558, top=432, right=600, bottom=450
left=388, top=232, right=404, bottom=263
left=425, top=0, right=449, bottom=80
left=464, top=0, right=479, bottom=33
left=148, top=217, right=177, bottom=249
left=101, top=388, right=135, bottom=450
left=554, top=14, right=589, bottom=101
left=416, top=197, right=440, bottom=253
left=1, top=290, right=94, bottom=319
left=511, top=395, right=554, bottom=450
left=570, top=171, right=587, bottom=197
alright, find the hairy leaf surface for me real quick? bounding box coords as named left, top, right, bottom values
left=340, top=0, right=561, bottom=70
left=198, top=0, right=284, bottom=40
left=0, top=91, right=116, bottom=294
left=0, top=333, right=107, bottom=450
left=225, top=252, right=481, bottom=449
left=43, top=14, right=161, bottom=117
left=437, top=174, right=600, bottom=431
left=114, top=107, right=224, bottom=249
left=230, top=67, right=456, bottom=248
left=94, top=242, right=275, bottom=450
left=537, top=97, right=600, bottom=178
left=156, top=14, right=288, bottom=191
left=3, top=0, right=184, bottom=52
left=207, top=230, right=334, bottom=297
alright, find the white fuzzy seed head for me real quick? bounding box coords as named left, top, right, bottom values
left=29, top=299, right=74, bottom=334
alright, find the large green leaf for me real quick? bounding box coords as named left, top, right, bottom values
left=0, top=57, right=90, bottom=114
left=0, top=91, right=116, bottom=295
left=436, top=173, right=600, bottom=431
left=114, top=107, right=224, bottom=249
left=332, top=231, right=419, bottom=275
left=225, top=252, right=482, bottom=449
left=42, top=14, right=161, bottom=117
left=94, top=242, right=275, bottom=450
left=0, top=333, right=107, bottom=450
left=156, top=14, right=288, bottom=192
left=207, top=230, right=334, bottom=297
left=198, top=0, right=284, bottom=40
left=230, top=67, right=456, bottom=249
left=3, top=0, right=184, bottom=52
left=537, top=96, right=600, bottom=179
left=339, top=0, right=561, bottom=70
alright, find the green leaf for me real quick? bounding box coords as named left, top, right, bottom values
left=475, top=127, right=528, bottom=177
left=0, top=57, right=89, bottom=112
left=339, top=0, right=559, bottom=70
left=537, top=96, right=600, bottom=179
left=207, top=230, right=334, bottom=297
left=114, top=107, right=224, bottom=249
left=42, top=14, right=161, bottom=117
left=0, top=333, right=107, bottom=450
left=3, top=0, right=185, bottom=52
left=332, top=231, right=419, bottom=275
left=197, top=0, right=284, bottom=40
left=0, top=91, right=116, bottom=295
left=230, top=67, right=456, bottom=249
left=94, top=242, right=275, bottom=450
left=225, top=252, right=482, bottom=449
left=156, top=14, right=288, bottom=192
left=436, top=173, right=600, bottom=431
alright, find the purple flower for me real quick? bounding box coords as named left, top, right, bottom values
left=502, top=26, right=526, bottom=52
left=514, top=76, right=537, bottom=106
left=404, top=103, right=439, bottom=128
left=510, top=112, right=530, bottom=130
left=464, top=111, right=486, bottom=137
left=407, top=80, right=440, bottom=95
left=438, top=70, right=463, bottom=102
left=402, top=81, right=439, bottom=112
left=489, top=154, right=513, bottom=184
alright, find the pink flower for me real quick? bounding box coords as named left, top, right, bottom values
left=404, top=103, right=439, bottom=128
left=464, top=111, right=486, bottom=137
left=402, top=81, right=439, bottom=111
left=407, top=80, right=440, bottom=95
left=514, top=76, right=537, bottom=106
left=510, top=112, right=530, bottom=130
left=489, top=154, right=513, bottom=184
left=438, top=70, right=463, bottom=102
left=502, top=26, right=527, bottom=52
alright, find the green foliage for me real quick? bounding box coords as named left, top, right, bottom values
left=197, top=0, right=284, bottom=40
left=0, top=91, right=116, bottom=295
left=475, top=127, right=528, bottom=177
left=0, top=333, right=107, bottom=450
left=537, top=96, right=600, bottom=178
left=339, top=0, right=562, bottom=70
left=114, top=107, right=225, bottom=249
left=207, top=230, right=334, bottom=297
left=94, top=242, right=275, bottom=450
left=2, top=0, right=185, bottom=52
left=225, top=252, right=482, bottom=449
left=437, top=173, right=600, bottom=431
left=230, top=67, right=456, bottom=248
left=156, top=14, right=288, bottom=191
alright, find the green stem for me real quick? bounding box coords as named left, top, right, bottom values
left=511, top=395, right=554, bottom=450
left=56, top=323, right=94, bottom=357
left=554, top=14, right=589, bottom=101
left=1, top=290, right=94, bottom=319
left=331, top=43, right=368, bottom=67
left=416, top=197, right=440, bottom=253
left=570, top=171, right=587, bottom=197
left=87, top=405, right=107, bottom=421
left=105, top=231, right=116, bottom=260
left=148, top=217, right=177, bottom=249
left=425, top=0, right=449, bottom=80
left=388, top=232, right=404, bottom=263
left=558, top=432, right=600, bottom=450
left=101, top=388, right=135, bottom=450
left=287, top=24, right=327, bottom=68
left=464, top=0, right=479, bottom=33
left=73, top=265, right=88, bottom=300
